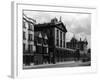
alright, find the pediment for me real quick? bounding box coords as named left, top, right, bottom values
left=57, top=23, right=67, bottom=32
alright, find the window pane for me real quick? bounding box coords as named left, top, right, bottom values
left=23, top=32, right=26, bottom=40
left=44, top=39, right=47, bottom=45
left=43, top=47, right=48, bottom=53
left=28, top=45, right=33, bottom=52
left=23, top=43, right=25, bottom=52
left=56, top=29, right=59, bottom=46
left=60, top=31, right=62, bottom=47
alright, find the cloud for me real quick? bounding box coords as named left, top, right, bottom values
left=24, top=11, right=51, bottom=23
left=66, top=32, right=73, bottom=42
left=69, top=15, right=91, bottom=35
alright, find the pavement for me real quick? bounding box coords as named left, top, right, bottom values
left=23, top=61, right=91, bottom=69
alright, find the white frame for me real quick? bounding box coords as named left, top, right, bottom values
left=11, top=1, right=97, bottom=78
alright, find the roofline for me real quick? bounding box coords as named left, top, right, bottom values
left=34, top=22, right=67, bottom=32
left=23, top=14, right=36, bottom=23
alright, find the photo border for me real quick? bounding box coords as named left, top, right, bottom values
left=11, top=1, right=97, bottom=78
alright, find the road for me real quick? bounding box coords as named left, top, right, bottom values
left=23, top=61, right=91, bottom=69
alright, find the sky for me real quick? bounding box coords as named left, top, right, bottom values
left=23, top=10, right=91, bottom=48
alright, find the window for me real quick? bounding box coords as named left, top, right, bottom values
left=60, top=31, right=62, bottom=47
left=43, top=47, right=48, bottom=53
left=23, top=43, right=26, bottom=52
left=56, top=29, right=59, bottom=46
left=60, top=41, right=62, bottom=47
left=28, top=23, right=33, bottom=31
left=57, top=39, right=59, bottom=46
left=28, top=34, right=33, bottom=41
left=23, top=32, right=26, bottom=40
left=34, top=38, right=37, bottom=45
left=44, top=39, right=48, bottom=45
left=63, top=41, right=65, bottom=48
left=28, top=44, right=33, bottom=52
left=63, top=33, right=65, bottom=48
left=57, top=29, right=59, bottom=38
left=38, top=38, right=42, bottom=44
left=36, top=46, right=42, bottom=53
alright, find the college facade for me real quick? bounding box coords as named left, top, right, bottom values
left=23, top=15, right=89, bottom=66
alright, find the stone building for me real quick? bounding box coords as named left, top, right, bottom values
left=23, top=14, right=36, bottom=65
left=66, top=36, right=88, bottom=61
left=34, top=31, right=48, bottom=65
left=34, top=17, right=67, bottom=63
